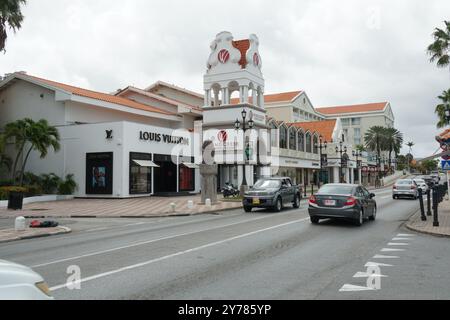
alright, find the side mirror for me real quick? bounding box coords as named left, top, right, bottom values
left=370, top=193, right=376, bottom=199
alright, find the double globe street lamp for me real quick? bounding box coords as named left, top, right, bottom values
left=336, top=141, right=347, bottom=183
left=315, top=135, right=328, bottom=188
left=235, top=109, right=254, bottom=196
left=352, top=150, right=362, bottom=184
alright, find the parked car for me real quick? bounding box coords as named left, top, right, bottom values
left=222, top=182, right=239, bottom=198
left=413, top=178, right=429, bottom=193
left=393, top=179, right=419, bottom=199
left=308, top=184, right=377, bottom=226
left=0, top=259, right=53, bottom=300
left=430, top=174, right=440, bottom=184
left=243, top=177, right=301, bottom=212
left=418, top=175, right=435, bottom=187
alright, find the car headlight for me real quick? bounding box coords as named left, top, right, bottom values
left=35, top=281, right=52, bottom=297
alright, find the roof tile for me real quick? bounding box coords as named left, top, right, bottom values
left=316, top=102, right=387, bottom=115
left=288, top=119, right=337, bottom=142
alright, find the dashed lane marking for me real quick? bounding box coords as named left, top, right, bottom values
left=387, top=242, right=409, bottom=246
left=381, top=248, right=405, bottom=252
left=373, top=254, right=399, bottom=259
left=339, top=284, right=377, bottom=292
left=365, top=262, right=393, bottom=267
left=353, top=272, right=388, bottom=278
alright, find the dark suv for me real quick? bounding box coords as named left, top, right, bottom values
left=243, top=177, right=302, bottom=212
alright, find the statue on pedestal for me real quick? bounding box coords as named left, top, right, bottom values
left=200, top=140, right=218, bottom=204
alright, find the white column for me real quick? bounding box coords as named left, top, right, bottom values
left=247, top=165, right=254, bottom=186
left=258, top=90, right=264, bottom=108
left=358, top=168, right=362, bottom=184
left=346, top=168, right=351, bottom=184
left=204, top=89, right=210, bottom=107
left=252, top=89, right=257, bottom=105
left=237, top=165, right=243, bottom=188
left=333, top=167, right=339, bottom=184
left=242, top=86, right=249, bottom=103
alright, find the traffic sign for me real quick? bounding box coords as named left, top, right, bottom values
left=441, top=160, right=450, bottom=171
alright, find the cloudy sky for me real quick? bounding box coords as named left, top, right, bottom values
left=1, top=0, right=449, bottom=158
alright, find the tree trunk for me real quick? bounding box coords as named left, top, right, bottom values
left=19, top=146, right=33, bottom=186
left=10, top=141, right=25, bottom=184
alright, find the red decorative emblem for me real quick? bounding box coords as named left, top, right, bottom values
left=217, top=130, right=228, bottom=143
left=253, top=53, right=260, bottom=66
left=218, top=49, right=230, bottom=64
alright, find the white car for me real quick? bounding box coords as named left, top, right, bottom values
left=0, top=259, right=53, bottom=300
left=413, top=178, right=429, bottom=193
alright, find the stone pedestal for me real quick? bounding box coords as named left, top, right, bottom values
left=200, top=164, right=218, bottom=204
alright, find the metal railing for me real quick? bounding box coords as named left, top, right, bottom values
left=418, top=184, right=448, bottom=227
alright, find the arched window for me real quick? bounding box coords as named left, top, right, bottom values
left=279, top=126, right=288, bottom=149
left=289, top=128, right=297, bottom=150
left=305, top=132, right=312, bottom=153
left=313, top=134, right=319, bottom=154
left=270, top=122, right=278, bottom=148
left=298, top=131, right=305, bottom=152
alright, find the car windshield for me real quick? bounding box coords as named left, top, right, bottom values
left=397, top=180, right=413, bottom=185
left=317, top=185, right=354, bottom=195
left=253, top=179, right=281, bottom=189
left=414, top=179, right=425, bottom=184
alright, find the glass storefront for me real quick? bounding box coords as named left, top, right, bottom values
left=179, top=156, right=195, bottom=192
left=129, top=152, right=152, bottom=194
left=86, top=152, right=113, bottom=195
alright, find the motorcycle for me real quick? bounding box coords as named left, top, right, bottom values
left=222, top=183, right=239, bottom=198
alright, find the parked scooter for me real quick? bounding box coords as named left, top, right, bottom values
left=222, top=182, right=239, bottom=198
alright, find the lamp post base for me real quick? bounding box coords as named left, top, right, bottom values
left=240, top=184, right=249, bottom=197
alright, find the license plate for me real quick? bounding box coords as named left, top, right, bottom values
left=324, top=200, right=336, bottom=206
left=253, top=198, right=260, bottom=205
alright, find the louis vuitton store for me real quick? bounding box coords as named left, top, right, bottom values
left=57, top=121, right=200, bottom=198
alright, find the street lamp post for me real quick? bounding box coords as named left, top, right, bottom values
left=315, top=135, right=328, bottom=188
left=336, top=141, right=347, bottom=183
left=352, top=150, right=362, bottom=184
left=235, top=109, right=254, bottom=196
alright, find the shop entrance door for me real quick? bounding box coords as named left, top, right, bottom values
left=153, top=154, right=177, bottom=194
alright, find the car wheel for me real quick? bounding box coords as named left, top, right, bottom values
left=293, top=194, right=300, bottom=208
left=354, top=209, right=363, bottom=226
left=392, top=195, right=397, bottom=200
left=274, top=197, right=283, bottom=212
left=369, top=206, right=377, bottom=221
left=310, top=216, right=320, bottom=224
left=244, top=206, right=252, bottom=213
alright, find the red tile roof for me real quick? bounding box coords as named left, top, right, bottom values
left=21, top=74, right=176, bottom=116
left=230, top=91, right=302, bottom=105
left=232, top=39, right=250, bottom=69
left=288, top=119, right=337, bottom=142
left=316, top=102, right=387, bottom=115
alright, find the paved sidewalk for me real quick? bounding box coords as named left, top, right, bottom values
left=407, top=199, right=450, bottom=237
left=0, top=195, right=243, bottom=219
left=0, top=226, right=71, bottom=243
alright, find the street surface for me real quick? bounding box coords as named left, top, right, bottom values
left=1, top=185, right=449, bottom=300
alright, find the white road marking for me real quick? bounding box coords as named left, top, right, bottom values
left=391, top=238, right=411, bottom=241
left=84, top=227, right=108, bottom=233
left=373, top=254, right=399, bottom=259
left=32, top=214, right=283, bottom=268
left=353, top=272, right=388, bottom=278
left=339, top=284, right=376, bottom=292
left=397, top=233, right=415, bottom=237
left=387, top=242, right=409, bottom=246
left=49, top=217, right=310, bottom=291
left=381, top=248, right=405, bottom=252
left=365, top=262, right=393, bottom=267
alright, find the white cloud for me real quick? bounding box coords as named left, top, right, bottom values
left=0, top=0, right=449, bottom=158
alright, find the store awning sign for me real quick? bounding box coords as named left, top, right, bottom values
left=133, top=160, right=160, bottom=168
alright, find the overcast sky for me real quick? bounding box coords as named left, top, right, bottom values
left=1, top=0, right=449, bottom=158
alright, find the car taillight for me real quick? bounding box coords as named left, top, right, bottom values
left=393, top=185, right=397, bottom=190
left=345, top=196, right=357, bottom=206
left=309, top=195, right=317, bottom=204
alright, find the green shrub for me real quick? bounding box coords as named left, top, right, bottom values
left=58, top=174, right=77, bottom=195
left=23, top=172, right=42, bottom=186
left=0, top=186, right=28, bottom=200
left=24, top=185, right=43, bottom=197
left=0, top=179, right=14, bottom=187
left=40, top=173, right=61, bottom=194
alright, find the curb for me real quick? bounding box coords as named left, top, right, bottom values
left=0, top=226, right=72, bottom=244
left=0, top=205, right=243, bottom=219
left=404, top=210, right=450, bottom=238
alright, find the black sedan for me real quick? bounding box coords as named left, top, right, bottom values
left=308, top=184, right=377, bottom=226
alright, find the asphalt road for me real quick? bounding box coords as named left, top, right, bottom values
left=1, top=185, right=449, bottom=300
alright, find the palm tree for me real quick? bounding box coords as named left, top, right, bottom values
left=18, top=119, right=60, bottom=186
left=406, top=141, right=415, bottom=172
left=435, top=89, right=450, bottom=128
left=0, top=0, right=27, bottom=52
left=4, top=118, right=32, bottom=181
left=427, top=20, right=450, bottom=70
left=364, top=126, right=386, bottom=160
left=384, top=127, right=403, bottom=171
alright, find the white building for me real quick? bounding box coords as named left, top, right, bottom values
left=0, top=72, right=202, bottom=197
